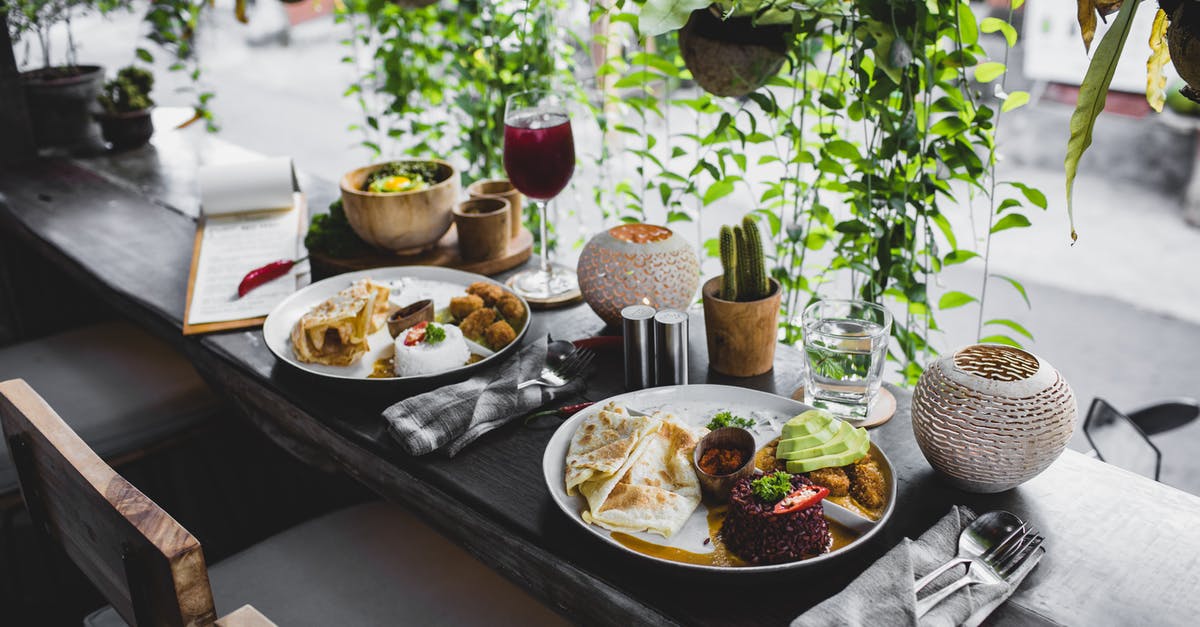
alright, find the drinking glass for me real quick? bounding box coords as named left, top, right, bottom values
left=801, top=299, right=893, bottom=419
left=503, top=90, right=577, bottom=300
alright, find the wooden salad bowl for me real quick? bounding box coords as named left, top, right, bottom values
left=339, top=159, right=460, bottom=255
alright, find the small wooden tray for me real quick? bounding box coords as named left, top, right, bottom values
left=310, top=226, right=533, bottom=279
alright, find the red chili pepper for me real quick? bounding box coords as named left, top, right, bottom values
left=237, top=258, right=305, bottom=298
left=773, top=485, right=830, bottom=515
left=404, top=321, right=429, bottom=346
left=558, top=402, right=595, bottom=416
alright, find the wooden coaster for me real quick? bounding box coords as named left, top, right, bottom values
left=789, top=386, right=897, bottom=429
left=309, top=226, right=533, bottom=279
left=505, top=276, right=583, bottom=309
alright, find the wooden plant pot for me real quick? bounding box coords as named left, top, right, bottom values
left=453, top=197, right=510, bottom=262
left=467, top=178, right=523, bottom=239
left=21, top=65, right=105, bottom=149
left=702, top=276, right=781, bottom=377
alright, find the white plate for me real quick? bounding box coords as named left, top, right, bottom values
left=263, top=266, right=529, bottom=382
left=541, top=384, right=897, bottom=573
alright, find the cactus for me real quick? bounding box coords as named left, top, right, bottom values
left=741, top=215, right=769, bottom=300
left=717, top=215, right=769, bottom=302
left=719, top=225, right=739, bottom=300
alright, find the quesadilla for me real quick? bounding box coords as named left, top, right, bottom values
left=565, top=403, right=660, bottom=496
left=290, top=279, right=391, bottom=366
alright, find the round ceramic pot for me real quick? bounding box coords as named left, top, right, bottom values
left=339, top=160, right=460, bottom=255
left=467, top=178, right=523, bottom=239
left=911, top=344, right=1077, bottom=493
left=701, top=276, right=781, bottom=377
left=453, top=197, right=510, bottom=262
left=21, top=65, right=105, bottom=149
left=577, top=224, right=700, bottom=327
left=96, top=109, right=154, bottom=150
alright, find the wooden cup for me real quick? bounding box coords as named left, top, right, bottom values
left=467, top=178, right=523, bottom=239
left=453, top=198, right=511, bottom=262
left=702, top=276, right=781, bottom=377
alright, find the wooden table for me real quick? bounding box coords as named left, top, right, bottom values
left=2, top=127, right=1198, bottom=626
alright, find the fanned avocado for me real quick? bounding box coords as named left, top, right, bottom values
left=781, top=410, right=834, bottom=438
left=776, top=421, right=840, bottom=455
left=778, top=421, right=863, bottom=460
left=785, top=435, right=871, bottom=473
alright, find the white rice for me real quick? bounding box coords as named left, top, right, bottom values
left=394, top=324, right=470, bottom=377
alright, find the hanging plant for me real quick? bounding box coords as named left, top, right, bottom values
left=677, top=7, right=789, bottom=97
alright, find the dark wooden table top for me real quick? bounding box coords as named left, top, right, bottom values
left=2, top=123, right=1198, bottom=626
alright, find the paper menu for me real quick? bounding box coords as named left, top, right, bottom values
left=183, top=157, right=305, bottom=334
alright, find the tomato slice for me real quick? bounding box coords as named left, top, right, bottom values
left=773, top=485, right=830, bottom=515
left=404, top=321, right=429, bottom=346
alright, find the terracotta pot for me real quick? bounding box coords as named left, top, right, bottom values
left=577, top=224, right=700, bottom=327
left=702, top=276, right=781, bottom=377
left=467, top=178, right=523, bottom=239
left=96, top=108, right=154, bottom=150
left=678, top=10, right=787, bottom=98
left=21, top=65, right=104, bottom=149
left=339, top=160, right=459, bottom=255
left=453, top=197, right=510, bottom=262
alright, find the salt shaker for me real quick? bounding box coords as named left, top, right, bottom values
left=653, top=309, right=689, bottom=386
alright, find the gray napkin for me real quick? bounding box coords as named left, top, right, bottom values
left=384, top=336, right=582, bottom=457
left=794, top=506, right=1042, bottom=627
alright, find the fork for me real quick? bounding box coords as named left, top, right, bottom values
left=517, top=348, right=596, bottom=390
left=916, top=530, right=1045, bottom=618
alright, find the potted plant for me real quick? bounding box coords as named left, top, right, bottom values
left=702, top=215, right=782, bottom=377
left=95, top=65, right=154, bottom=150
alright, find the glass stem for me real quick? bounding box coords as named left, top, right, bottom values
left=539, top=198, right=552, bottom=275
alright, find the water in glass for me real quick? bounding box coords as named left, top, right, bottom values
left=802, top=300, right=891, bottom=419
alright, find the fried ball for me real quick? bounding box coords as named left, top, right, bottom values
left=458, top=308, right=496, bottom=340
left=806, top=466, right=851, bottom=498
left=484, top=320, right=517, bottom=350
left=495, top=294, right=525, bottom=322
left=848, top=456, right=887, bottom=510
left=449, top=294, right=484, bottom=321
left=466, top=281, right=504, bottom=306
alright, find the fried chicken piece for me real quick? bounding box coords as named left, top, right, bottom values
left=466, top=281, right=504, bottom=306
left=495, top=293, right=525, bottom=322
left=484, top=320, right=517, bottom=350
left=449, top=294, right=484, bottom=321
left=847, top=456, right=887, bottom=510
left=806, top=466, right=851, bottom=498
left=458, top=308, right=496, bottom=340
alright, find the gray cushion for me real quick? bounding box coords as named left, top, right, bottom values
left=0, top=321, right=218, bottom=494
left=84, top=502, right=567, bottom=626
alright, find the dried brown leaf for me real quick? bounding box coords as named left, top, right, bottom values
left=1078, top=0, right=1099, bottom=52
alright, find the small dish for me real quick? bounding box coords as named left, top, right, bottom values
left=692, top=426, right=757, bottom=503
left=386, top=299, right=434, bottom=338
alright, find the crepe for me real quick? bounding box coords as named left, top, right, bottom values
left=578, top=412, right=703, bottom=538
left=290, top=279, right=390, bottom=366
left=564, top=403, right=660, bottom=496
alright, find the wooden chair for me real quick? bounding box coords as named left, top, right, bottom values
left=1, top=378, right=567, bottom=627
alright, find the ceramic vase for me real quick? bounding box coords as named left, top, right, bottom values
left=701, top=277, right=781, bottom=377
left=911, top=344, right=1077, bottom=493
left=577, top=224, right=700, bottom=326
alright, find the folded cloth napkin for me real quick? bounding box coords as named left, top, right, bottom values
left=794, top=506, right=1042, bottom=627
left=384, top=336, right=583, bottom=457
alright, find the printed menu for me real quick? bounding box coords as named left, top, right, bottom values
left=183, top=157, right=306, bottom=334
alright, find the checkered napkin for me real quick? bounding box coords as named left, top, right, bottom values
left=384, top=336, right=582, bottom=457
left=794, top=506, right=1042, bottom=627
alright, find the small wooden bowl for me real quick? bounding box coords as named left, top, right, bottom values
left=453, top=197, right=510, bottom=262
left=467, top=178, right=523, bottom=239
left=386, top=299, right=434, bottom=338
left=692, top=427, right=757, bottom=503
left=339, top=160, right=460, bottom=255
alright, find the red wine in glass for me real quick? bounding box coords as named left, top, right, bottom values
left=503, top=112, right=575, bottom=200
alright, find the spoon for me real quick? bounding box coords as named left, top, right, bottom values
left=546, top=337, right=576, bottom=368
left=913, top=510, right=1024, bottom=593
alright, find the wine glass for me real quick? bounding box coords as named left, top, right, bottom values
left=503, top=90, right=577, bottom=300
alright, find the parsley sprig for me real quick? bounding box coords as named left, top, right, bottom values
left=706, top=410, right=755, bottom=431
left=751, top=471, right=793, bottom=502
left=424, top=322, right=446, bottom=344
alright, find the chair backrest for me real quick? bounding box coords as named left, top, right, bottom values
left=0, top=378, right=217, bottom=626
left=1084, top=397, right=1162, bottom=481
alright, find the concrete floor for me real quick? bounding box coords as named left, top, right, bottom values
left=33, top=3, right=1200, bottom=493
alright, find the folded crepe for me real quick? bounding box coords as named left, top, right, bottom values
left=579, top=412, right=703, bottom=538
left=565, top=403, right=661, bottom=496
left=290, top=279, right=391, bottom=366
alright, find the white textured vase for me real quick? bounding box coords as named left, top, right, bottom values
left=911, top=344, right=1077, bottom=493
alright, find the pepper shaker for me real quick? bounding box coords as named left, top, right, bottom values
left=653, top=309, right=689, bottom=386
left=622, top=305, right=656, bottom=390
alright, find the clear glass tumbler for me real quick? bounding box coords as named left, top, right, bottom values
left=801, top=299, right=893, bottom=419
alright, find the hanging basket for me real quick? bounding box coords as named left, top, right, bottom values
left=1166, top=1, right=1200, bottom=103
left=678, top=9, right=788, bottom=98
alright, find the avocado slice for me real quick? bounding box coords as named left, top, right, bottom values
left=785, top=435, right=870, bottom=473
left=776, top=421, right=841, bottom=456
left=778, top=421, right=863, bottom=460
left=781, top=410, right=834, bottom=439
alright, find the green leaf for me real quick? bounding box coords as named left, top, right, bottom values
left=944, top=250, right=980, bottom=266
left=957, top=4, right=979, bottom=45
left=991, top=213, right=1031, bottom=233
left=1002, top=91, right=1030, bottom=112
left=1005, top=181, right=1048, bottom=209
left=985, top=318, right=1034, bottom=340
left=825, top=140, right=861, bottom=161
left=135, top=48, right=154, bottom=63
left=931, top=116, right=967, bottom=136
left=991, top=274, right=1031, bottom=308
left=979, top=334, right=1023, bottom=348
left=981, top=17, right=1018, bottom=47
left=974, top=62, right=1007, bottom=83
left=1065, top=0, right=1141, bottom=242
left=702, top=179, right=735, bottom=206
left=638, top=0, right=710, bottom=36
left=938, top=291, right=978, bottom=310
